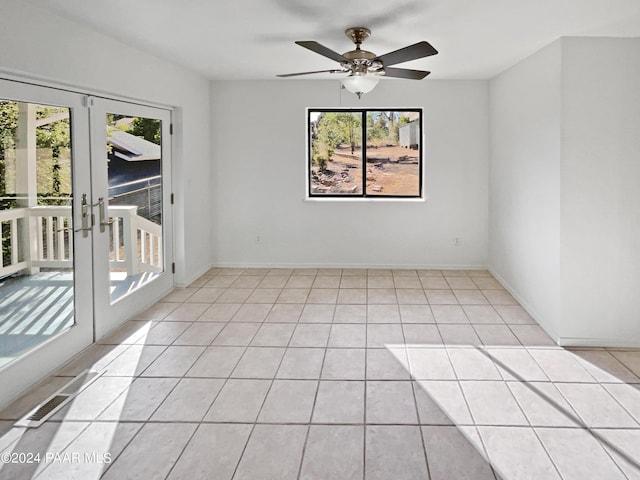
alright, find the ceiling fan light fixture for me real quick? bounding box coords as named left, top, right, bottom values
left=341, top=74, right=379, bottom=98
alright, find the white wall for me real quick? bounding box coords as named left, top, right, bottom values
left=210, top=79, right=489, bottom=268
left=0, top=1, right=212, bottom=407
left=560, top=37, right=640, bottom=345
left=490, top=37, right=640, bottom=347
left=0, top=0, right=212, bottom=286
left=489, top=40, right=563, bottom=339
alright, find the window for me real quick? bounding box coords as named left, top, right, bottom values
left=308, top=109, right=422, bottom=198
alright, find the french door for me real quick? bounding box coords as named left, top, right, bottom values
left=89, top=98, right=173, bottom=338
left=0, top=79, right=173, bottom=406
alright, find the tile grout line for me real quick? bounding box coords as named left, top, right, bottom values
left=607, top=353, right=640, bottom=380
left=528, top=424, right=573, bottom=479
left=189, top=303, right=258, bottom=426
left=403, top=316, right=433, bottom=479
left=229, top=277, right=308, bottom=480
left=599, top=384, right=640, bottom=429
left=25, top=417, right=94, bottom=479
left=96, top=419, right=143, bottom=478
left=439, top=337, right=504, bottom=478
left=437, top=272, right=505, bottom=480
left=161, top=421, right=200, bottom=480
left=295, top=274, right=332, bottom=480
left=588, top=428, right=636, bottom=479
left=36, top=418, right=640, bottom=429
left=363, top=276, right=368, bottom=480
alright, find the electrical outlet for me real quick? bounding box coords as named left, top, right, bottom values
left=453, top=237, right=461, bottom=246
left=255, top=235, right=261, bottom=244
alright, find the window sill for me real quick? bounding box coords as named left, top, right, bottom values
left=304, top=196, right=426, bottom=203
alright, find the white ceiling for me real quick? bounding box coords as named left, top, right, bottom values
left=28, top=0, right=640, bottom=80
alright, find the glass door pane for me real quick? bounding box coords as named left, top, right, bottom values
left=0, top=99, right=75, bottom=366
left=105, top=113, right=164, bottom=303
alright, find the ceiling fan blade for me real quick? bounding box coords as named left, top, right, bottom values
left=276, top=69, right=343, bottom=78
left=295, top=41, right=348, bottom=62
left=374, top=41, right=438, bottom=67
left=382, top=67, right=430, bottom=80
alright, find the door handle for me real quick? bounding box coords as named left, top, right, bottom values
left=75, top=193, right=93, bottom=237
left=98, top=197, right=114, bottom=232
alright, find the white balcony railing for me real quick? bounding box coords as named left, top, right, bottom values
left=0, top=205, right=162, bottom=278
left=0, top=208, right=29, bottom=277
left=107, top=205, right=163, bottom=275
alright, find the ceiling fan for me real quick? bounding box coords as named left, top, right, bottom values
left=277, top=27, right=438, bottom=98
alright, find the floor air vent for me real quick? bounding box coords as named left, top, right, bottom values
left=23, top=395, right=69, bottom=423
left=15, top=369, right=103, bottom=428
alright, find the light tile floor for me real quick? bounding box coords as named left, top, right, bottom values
left=1, top=268, right=639, bottom=479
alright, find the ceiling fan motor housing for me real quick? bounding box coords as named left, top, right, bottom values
left=343, top=27, right=375, bottom=74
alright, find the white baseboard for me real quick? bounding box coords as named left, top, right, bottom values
left=488, top=268, right=640, bottom=348
left=209, top=262, right=489, bottom=270
left=488, top=268, right=560, bottom=345
left=174, top=263, right=215, bottom=287
left=557, top=337, right=640, bottom=349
